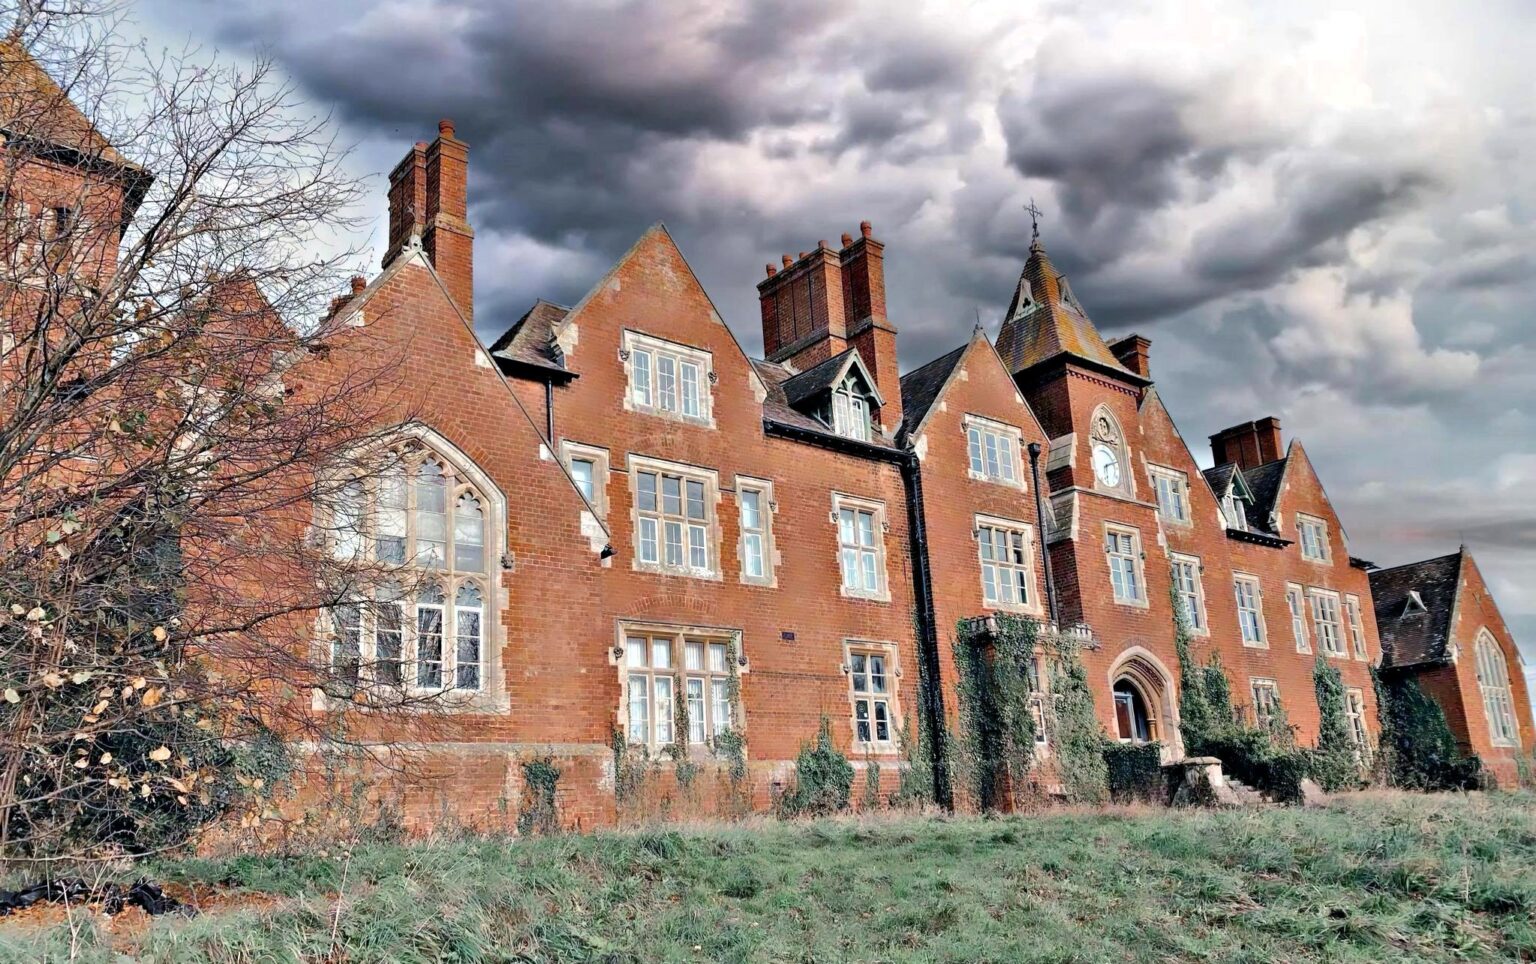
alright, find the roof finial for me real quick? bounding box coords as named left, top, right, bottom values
left=973, top=306, right=984, bottom=333
left=1024, top=197, right=1044, bottom=246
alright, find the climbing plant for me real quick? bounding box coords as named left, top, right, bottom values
left=1372, top=668, right=1483, bottom=791
left=1172, top=582, right=1214, bottom=751
left=516, top=755, right=561, bottom=835
left=890, top=715, right=935, bottom=808
left=1048, top=638, right=1109, bottom=805
left=1311, top=656, right=1363, bottom=792
left=953, top=614, right=1040, bottom=810
left=777, top=716, right=853, bottom=817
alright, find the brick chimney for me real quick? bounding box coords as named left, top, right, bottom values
left=384, top=119, right=475, bottom=322
left=1210, top=417, right=1283, bottom=470
left=1108, top=334, right=1151, bottom=379
left=758, top=221, right=902, bottom=431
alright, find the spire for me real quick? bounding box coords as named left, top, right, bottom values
left=994, top=225, right=1140, bottom=381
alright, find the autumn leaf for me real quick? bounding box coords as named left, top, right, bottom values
left=3, top=689, right=19, bottom=704
left=71, top=671, right=91, bottom=685
left=149, top=746, right=172, bottom=762
left=41, top=672, right=64, bottom=689
left=141, top=687, right=163, bottom=707
left=152, top=626, right=168, bottom=642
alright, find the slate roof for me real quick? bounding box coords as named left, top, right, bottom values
left=780, top=348, right=880, bottom=409
left=752, top=358, right=899, bottom=452
left=994, top=237, right=1141, bottom=381
left=1240, top=458, right=1287, bottom=534
left=1370, top=550, right=1465, bottom=669
left=898, top=342, right=968, bottom=437
left=1202, top=463, right=1237, bottom=499
left=489, top=300, right=571, bottom=376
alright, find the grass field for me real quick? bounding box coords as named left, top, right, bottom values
left=2, top=791, right=1533, bottom=962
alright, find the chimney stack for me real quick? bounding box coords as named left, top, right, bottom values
left=1108, top=334, right=1152, bottom=379
left=756, top=221, right=901, bottom=431
left=1210, top=417, right=1283, bottom=470
left=384, top=120, right=475, bottom=322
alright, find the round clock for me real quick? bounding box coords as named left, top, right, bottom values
left=1092, top=444, right=1122, bottom=487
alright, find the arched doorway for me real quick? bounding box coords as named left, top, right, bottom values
left=1113, top=678, right=1157, bottom=744
left=1107, top=648, right=1182, bottom=760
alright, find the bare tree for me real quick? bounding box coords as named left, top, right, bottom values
left=0, top=0, right=437, bottom=864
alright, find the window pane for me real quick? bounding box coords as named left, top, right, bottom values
left=857, top=511, right=876, bottom=548
left=686, top=479, right=705, bottom=520
left=840, top=547, right=859, bottom=589
left=664, top=521, right=684, bottom=566
left=745, top=533, right=764, bottom=577
left=711, top=678, right=731, bottom=736
left=375, top=602, right=403, bottom=686
left=984, top=432, right=1000, bottom=477
left=662, top=475, right=682, bottom=515
left=632, top=350, right=652, bottom=406
left=874, top=701, right=890, bottom=742
left=681, top=362, right=700, bottom=417
left=687, top=677, right=706, bottom=743
left=861, top=551, right=879, bottom=592
left=851, top=653, right=867, bottom=692
left=651, top=638, right=672, bottom=670
left=334, top=482, right=365, bottom=560
left=333, top=603, right=361, bottom=685
left=654, top=676, right=675, bottom=744
left=685, top=641, right=704, bottom=671
left=708, top=643, right=728, bottom=673
left=639, top=517, right=658, bottom=563
left=638, top=472, right=657, bottom=512
left=869, top=655, right=886, bottom=693
left=454, top=494, right=485, bottom=571
left=416, top=604, right=443, bottom=688
left=626, top=637, right=647, bottom=667
left=657, top=354, right=676, bottom=411
left=855, top=699, right=871, bottom=742
left=628, top=674, right=650, bottom=744
left=999, top=437, right=1016, bottom=481
left=688, top=524, right=707, bottom=570
left=740, top=490, right=761, bottom=529
left=455, top=606, right=481, bottom=690
left=838, top=508, right=855, bottom=545
left=572, top=459, right=594, bottom=501
left=967, top=428, right=984, bottom=474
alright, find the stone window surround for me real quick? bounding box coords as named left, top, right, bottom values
left=962, top=413, right=1027, bottom=489
left=1147, top=463, right=1192, bottom=526
left=1474, top=628, right=1521, bottom=748
left=313, top=423, right=509, bottom=714
left=832, top=492, right=891, bottom=603
left=1296, top=512, right=1331, bottom=564
left=1286, top=583, right=1311, bottom=654
left=1249, top=677, right=1281, bottom=729
left=734, top=475, right=778, bottom=588
left=1233, top=572, right=1268, bottom=648
left=841, top=638, right=902, bottom=754
left=974, top=513, right=1043, bottom=616
left=1343, top=593, right=1369, bottom=662
left=610, top=619, right=749, bottom=753
left=619, top=328, right=717, bottom=429
left=559, top=439, right=610, bottom=519
left=1308, top=587, right=1347, bottom=658
left=1169, top=552, right=1208, bottom=636
left=626, top=453, right=724, bottom=581
left=1102, top=522, right=1149, bottom=609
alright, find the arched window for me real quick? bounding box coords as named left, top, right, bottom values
left=325, top=434, right=499, bottom=694
left=1088, top=406, right=1127, bottom=493
left=1113, top=678, right=1156, bottom=744
left=1474, top=630, right=1520, bottom=747
left=831, top=375, right=872, bottom=442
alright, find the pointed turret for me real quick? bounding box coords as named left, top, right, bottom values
left=995, top=234, right=1141, bottom=382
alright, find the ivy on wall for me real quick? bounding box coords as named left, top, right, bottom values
left=1048, top=642, right=1109, bottom=805
left=1372, top=667, right=1483, bottom=791
left=953, top=614, right=1039, bottom=810
left=1311, top=656, right=1363, bottom=793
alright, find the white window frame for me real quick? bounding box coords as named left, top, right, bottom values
left=963, top=414, right=1025, bottom=488
left=628, top=455, right=721, bottom=580
left=1250, top=678, right=1281, bottom=730
left=1233, top=574, right=1267, bottom=647
left=1222, top=493, right=1249, bottom=531
left=833, top=494, right=889, bottom=602
left=1345, top=687, right=1369, bottom=753
left=619, top=625, right=740, bottom=753
left=1170, top=553, right=1207, bottom=634
left=831, top=375, right=873, bottom=442
left=735, top=476, right=776, bottom=587
left=1148, top=465, right=1191, bottom=525
left=975, top=514, right=1040, bottom=614
left=1344, top=594, right=1369, bottom=661
left=1286, top=583, right=1311, bottom=653
left=318, top=427, right=505, bottom=710
left=1103, top=524, right=1147, bottom=607
left=1297, top=513, right=1330, bottom=563
left=844, top=640, right=901, bottom=752
left=1309, top=588, right=1346, bottom=657
left=560, top=439, right=610, bottom=518
left=1474, top=630, right=1521, bottom=748
left=622, top=330, right=715, bottom=428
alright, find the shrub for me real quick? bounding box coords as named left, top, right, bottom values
left=1374, top=669, right=1484, bottom=791
left=1102, top=742, right=1163, bottom=803
left=778, top=717, right=853, bottom=817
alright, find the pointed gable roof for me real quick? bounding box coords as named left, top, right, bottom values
left=0, top=35, right=128, bottom=165
left=489, top=299, right=573, bottom=378
left=995, top=236, right=1142, bottom=382
left=781, top=347, right=883, bottom=409
left=1370, top=549, right=1466, bottom=669
left=898, top=342, right=969, bottom=437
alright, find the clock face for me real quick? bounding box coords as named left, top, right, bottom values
left=1092, top=444, right=1121, bottom=487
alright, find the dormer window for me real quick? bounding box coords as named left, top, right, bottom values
left=832, top=375, right=871, bottom=441
left=1223, top=493, right=1248, bottom=531
left=1402, top=590, right=1428, bottom=617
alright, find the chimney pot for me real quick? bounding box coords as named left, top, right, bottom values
left=841, top=232, right=853, bottom=247
left=438, top=118, right=455, bottom=137
left=798, top=251, right=808, bottom=260
left=859, top=220, right=872, bottom=238
left=415, top=140, right=428, bottom=151
left=765, top=263, right=777, bottom=277
left=782, top=254, right=793, bottom=268
left=818, top=239, right=829, bottom=250
left=350, top=275, right=367, bottom=294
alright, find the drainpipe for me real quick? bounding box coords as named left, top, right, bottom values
left=1028, top=442, right=1060, bottom=627
left=544, top=380, right=555, bottom=444
left=899, top=449, right=955, bottom=812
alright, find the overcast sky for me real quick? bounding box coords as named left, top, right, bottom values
left=138, top=0, right=1536, bottom=678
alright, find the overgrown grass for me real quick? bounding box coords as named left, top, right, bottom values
left=4, top=792, right=1535, bottom=962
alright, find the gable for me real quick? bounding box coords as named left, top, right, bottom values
left=900, top=334, right=1047, bottom=446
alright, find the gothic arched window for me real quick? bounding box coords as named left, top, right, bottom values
left=1474, top=630, right=1520, bottom=747
left=326, top=433, right=498, bottom=694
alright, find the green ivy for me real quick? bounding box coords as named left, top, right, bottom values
left=1373, top=667, right=1483, bottom=791
left=778, top=716, right=854, bottom=817
left=516, top=755, right=561, bottom=835
left=1173, top=581, right=1213, bottom=751
left=1103, top=741, right=1163, bottom=802
left=953, top=614, right=1040, bottom=810
left=1048, top=640, right=1109, bottom=805
left=1311, top=656, right=1363, bottom=793
left=889, top=715, right=935, bottom=809
left=862, top=755, right=882, bottom=811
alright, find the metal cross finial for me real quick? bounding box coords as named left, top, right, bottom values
left=1024, top=198, right=1044, bottom=241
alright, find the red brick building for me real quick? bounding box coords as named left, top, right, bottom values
left=9, top=66, right=1530, bottom=823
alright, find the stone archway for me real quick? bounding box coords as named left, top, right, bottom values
left=1107, top=647, right=1182, bottom=761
